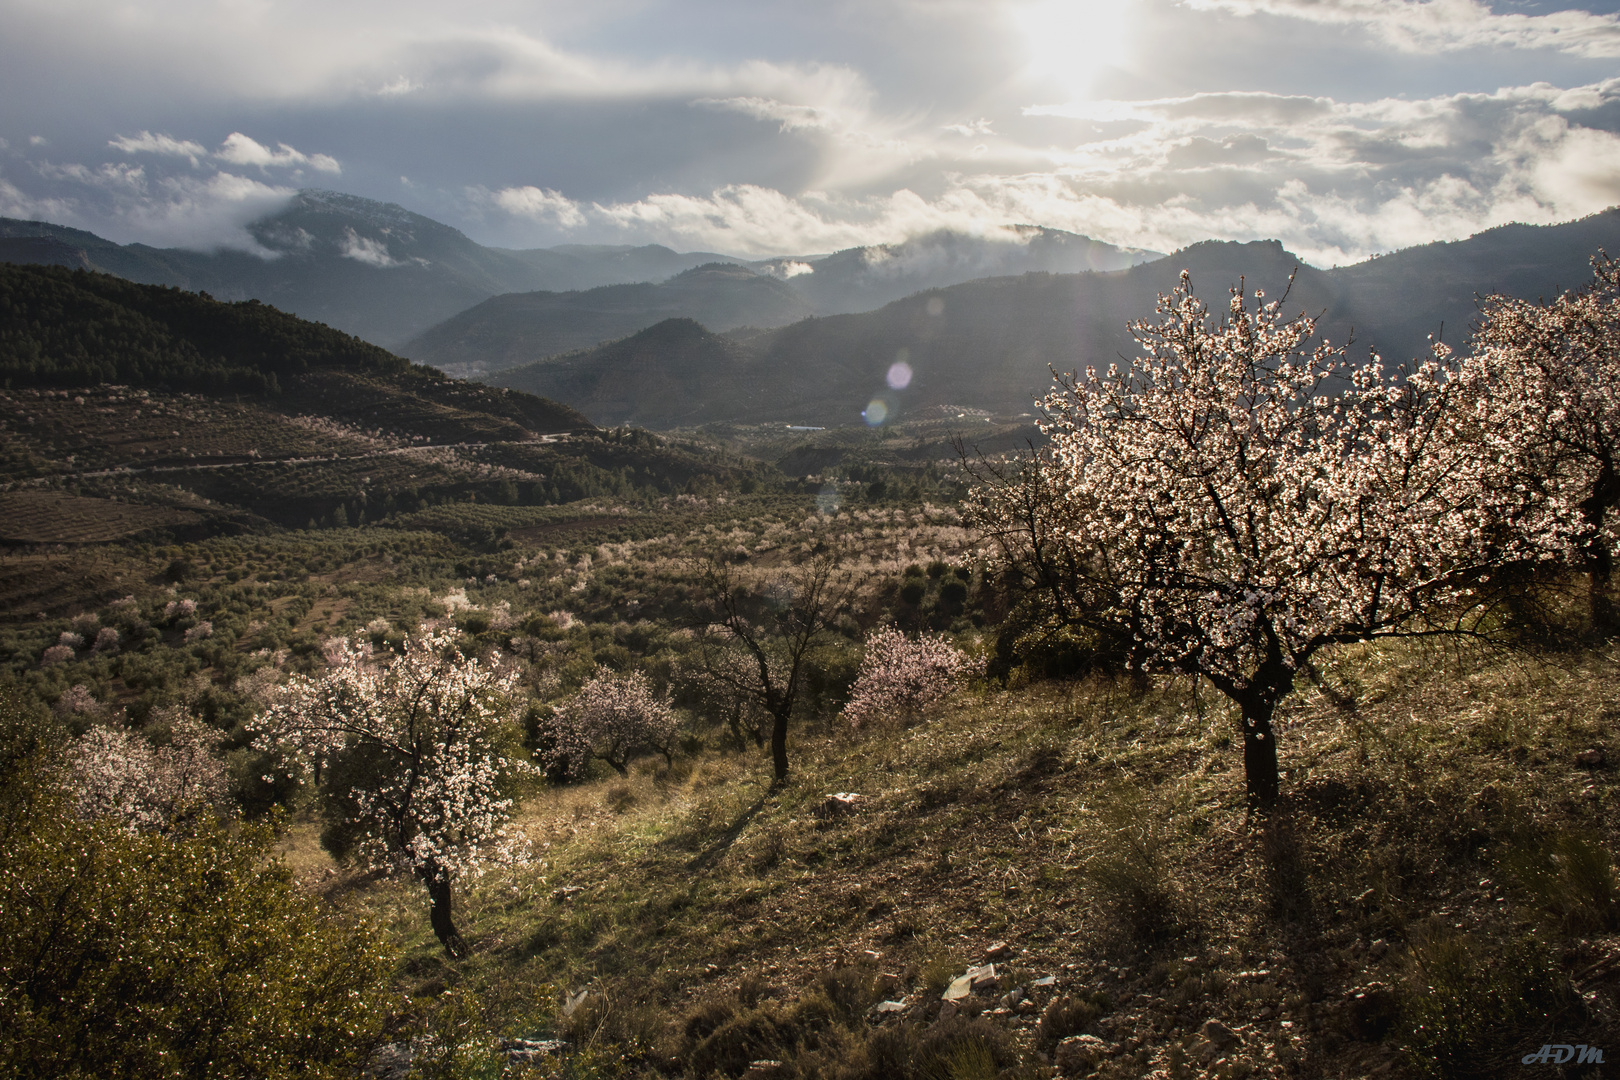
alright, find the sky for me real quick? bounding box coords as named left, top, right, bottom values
left=1, top=0, right=1618, bottom=267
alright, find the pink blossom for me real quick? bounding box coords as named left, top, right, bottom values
left=844, top=627, right=979, bottom=727
left=538, top=667, right=677, bottom=778
left=67, top=710, right=229, bottom=831
left=969, top=270, right=1529, bottom=807
left=252, top=626, right=531, bottom=956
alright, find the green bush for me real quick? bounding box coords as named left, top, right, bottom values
left=1400, top=927, right=1573, bottom=1079
left=0, top=694, right=394, bottom=1080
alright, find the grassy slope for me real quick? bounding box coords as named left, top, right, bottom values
left=294, top=640, right=1620, bottom=1079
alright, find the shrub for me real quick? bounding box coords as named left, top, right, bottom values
left=1506, top=831, right=1620, bottom=934
left=537, top=667, right=677, bottom=779
left=0, top=817, right=392, bottom=1079
left=1400, top=928, right=1573, bottom=1079
left=843, top=627, right=978, bottom=728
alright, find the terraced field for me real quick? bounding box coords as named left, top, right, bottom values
left=0, top=490, right=201, bottom=543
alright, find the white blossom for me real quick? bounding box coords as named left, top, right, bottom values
left=537, top=667, right=677, bottom=779
left=843, top=627, right=979, bottom=727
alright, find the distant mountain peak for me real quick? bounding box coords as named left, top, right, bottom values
left=290, top=189, right=458, bottom=233
left=666, top=262, right=757, bottom=283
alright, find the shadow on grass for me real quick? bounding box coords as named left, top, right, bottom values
left=686, top=795, right=769, bottom=873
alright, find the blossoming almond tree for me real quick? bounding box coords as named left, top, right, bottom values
left=68, top=708, right=230, bottom=831
left=253, top=628, right=527, bottom=958
left=1459, top=254, right=1620, bottom=630
left=843, top=627, right=979, bottom=728
left=971, top=271, right=1516, bottom=809
left=537, top=667, right=677, bottom=778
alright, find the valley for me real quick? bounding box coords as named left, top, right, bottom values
left=1, top=210, right=1617, bottom=1080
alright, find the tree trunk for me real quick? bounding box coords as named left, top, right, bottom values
left=769, top=709, right=789, bottom=789
left=1240, top=701, right=1280, bottom=812
left=426, top=872, right=468, bottom=959
left=1581, top=465, right=1619, bottom=634
left=1589, top=557, right=1615, bottom=635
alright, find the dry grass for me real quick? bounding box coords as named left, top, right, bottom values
left=333, top=639, right=1619, bottom=1078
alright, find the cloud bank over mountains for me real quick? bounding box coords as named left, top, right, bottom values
left=1, top=0, right=1617, bottom=263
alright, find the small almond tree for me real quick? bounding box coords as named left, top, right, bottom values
left=693, top=555, right=857, bottom=788
left=680, top=648, right=776, bottom=750
left=843, top=627, right=979, bottom=727
left=970, top=271, right=1525, bottom=809
left=537, top=667, right=677, bottom=778
left=68, top=709, right=230, bottom=831
left=253, top=628, right=528, bottom=958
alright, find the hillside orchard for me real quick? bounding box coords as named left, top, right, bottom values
left=1, top=259, right=1618, bottom=1076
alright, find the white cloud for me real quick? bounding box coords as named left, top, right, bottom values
left=339, top=227, right=404, bottom=267
left=479, top=77, right=1620, bottom=266
left=109, top=131, right=206, bottom=164
left=697, top=96, right=846, bottom=133
left=491, top=185, right=587, bottom=229
left=1185, top=0, right=1620, bottom=58
left=216, top=133, right=341, bottom=174
left=376, top=76, right=421, bottom=96
left=0, top=173, right=77, bottom=224
left=121, top=171, right=298, bottom=253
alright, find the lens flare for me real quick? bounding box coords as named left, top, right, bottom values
left=887, top=361, right=913, bottom=390
left=817, top=486, right=842, bottom=515
left=863, top=398, right=889, bottom=426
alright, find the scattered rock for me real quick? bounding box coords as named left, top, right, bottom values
left=873, top=1000, right=908, bottom=1015
left=1576, top=747, right=1606, bottom=767
left=1054, top=1034, right=1110, bottom=1076
left=368, top=1042, right=413, bottom=1079
left=985, top=941, right=1015, bottom=960
left=936, top=1000, right=961, bottom=1024
left=815, top=792, right=862, bottom=818
left=562, top=989, right=589, bottom=1017
left=942, top=963, right=996, bottom=1000
left=552, top=885, right=584, bottom=902
left=502, top=1037, right=566, bottom=1065
left=1188, top=1019, right=1242, bottom=1062
left=1032, top=975, right=1058, bottom=988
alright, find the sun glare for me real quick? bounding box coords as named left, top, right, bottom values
left=1012, top=0, right=1134, bottom=101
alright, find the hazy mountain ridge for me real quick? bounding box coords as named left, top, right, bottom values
left=769, top=224, right=1161, bottom=315
left=401, top=263, right=813, bottom=376
left=406, top=225, right=1162, bottom=371
left=484, top=211, right=1620, bottom=428
left=0, top=192, right=743, bottom=348
left=1, top=193, right=1162, bottom=357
